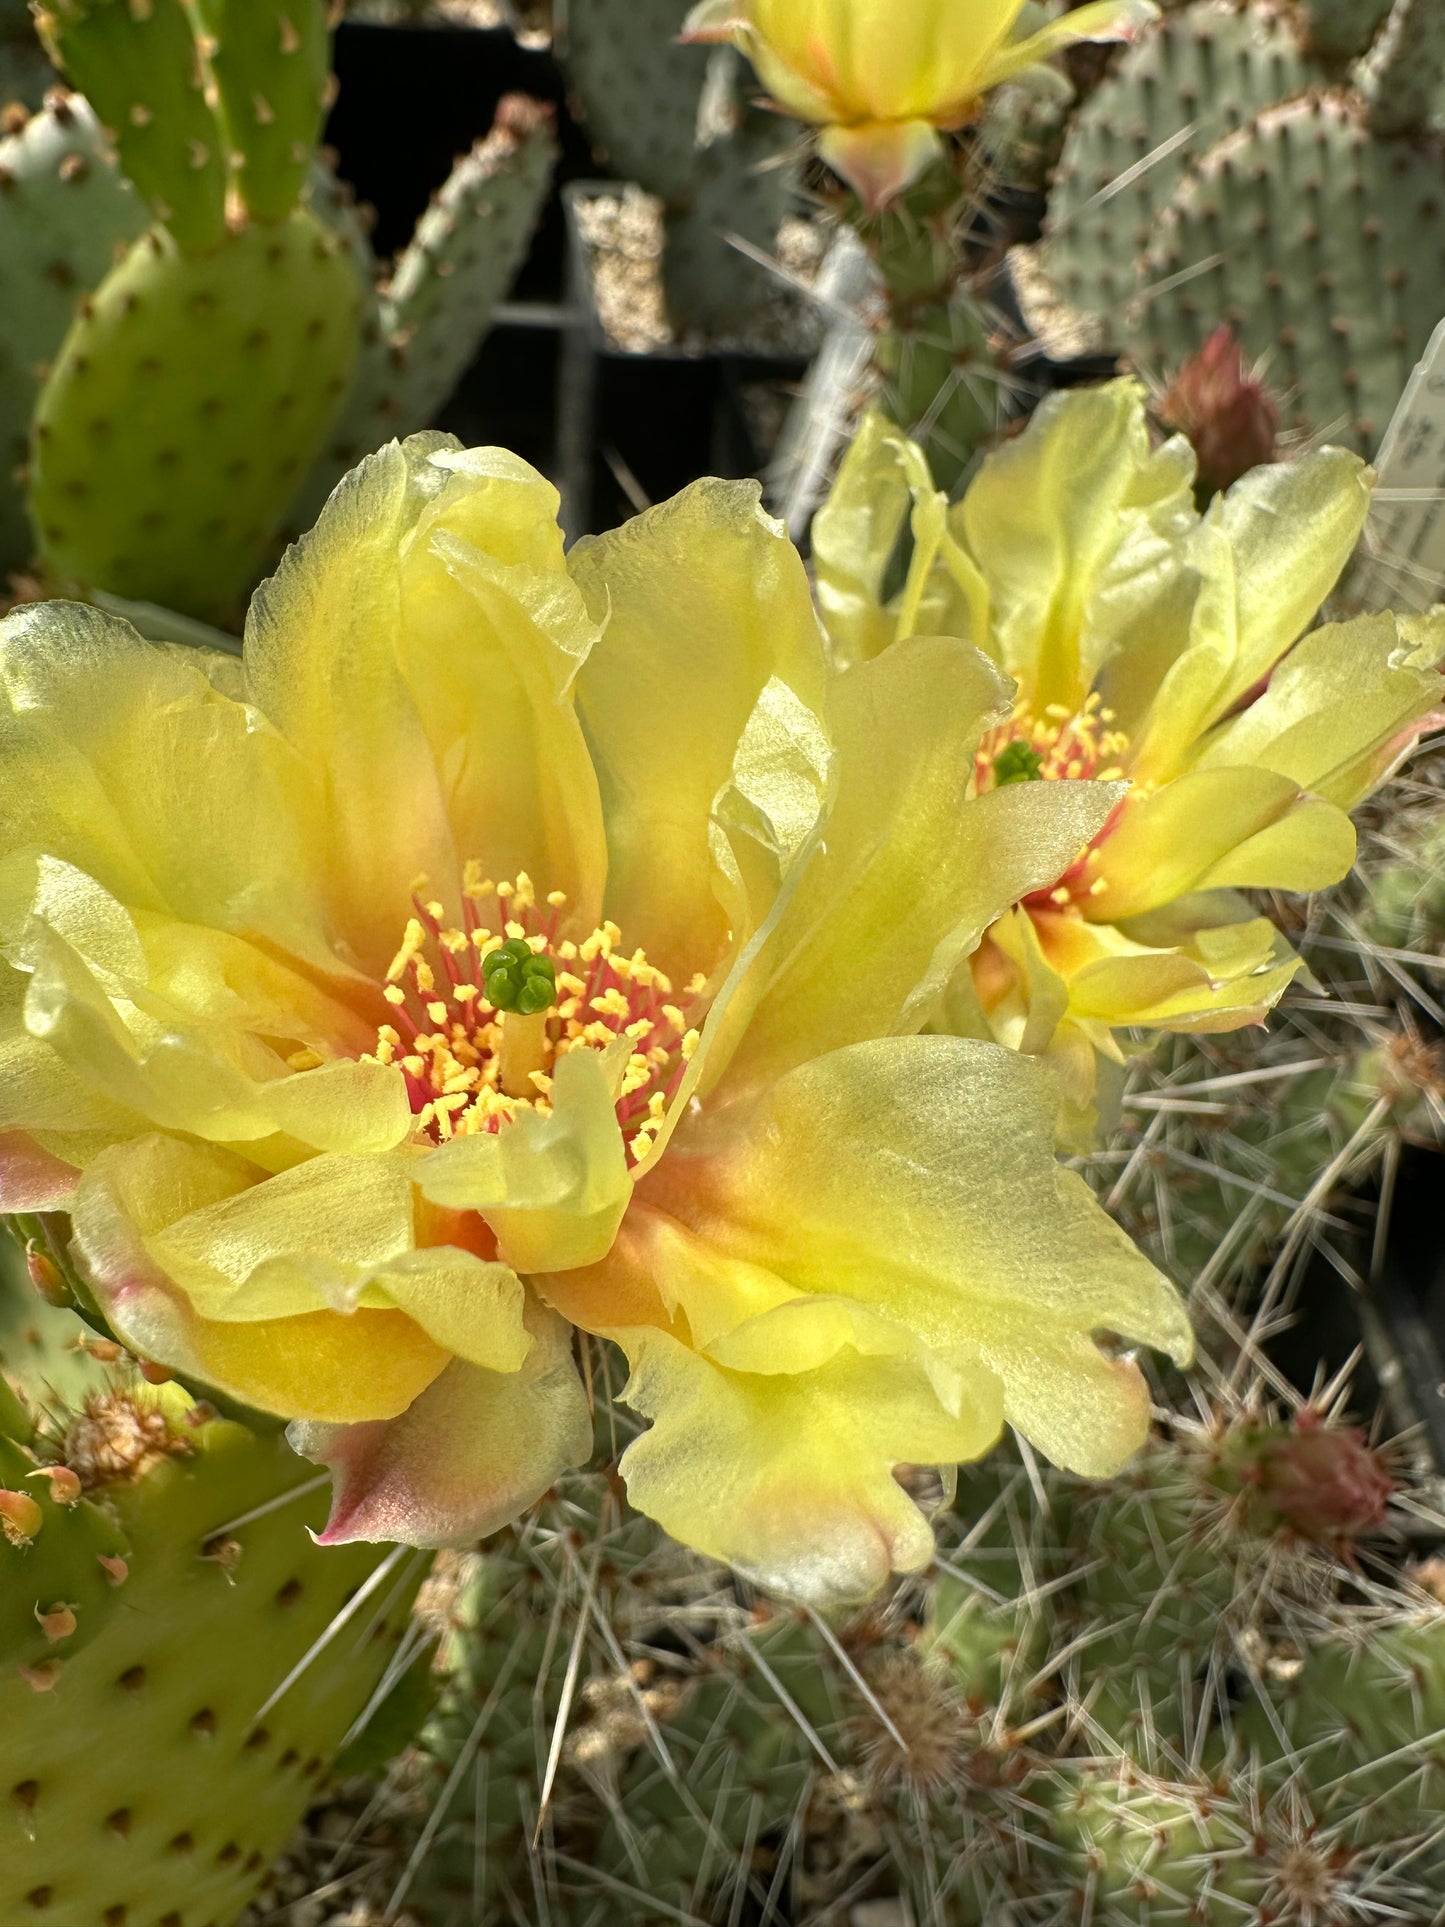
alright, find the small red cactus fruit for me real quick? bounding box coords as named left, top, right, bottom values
left=1155, top=327, right=1281, bottom=499
left=1237, top=1412, right=1395, bottom=1545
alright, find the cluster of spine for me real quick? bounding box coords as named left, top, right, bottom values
left=560, top=0, right=799, bottom=337
left=267, top=1350, right=1441, bottom=1927
left=0, top=1229, right=432, bottom=1927
left=0, top=0, right=555, bottom=622
left=1030, top=0, right=1444, bottom=460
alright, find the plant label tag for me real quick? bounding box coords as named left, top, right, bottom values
left=1354, top=317, right=1445, bottom=615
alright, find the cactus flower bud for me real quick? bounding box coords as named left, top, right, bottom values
left=0, top=1489, right=44, bottom=1546
left=98, top=1553, right=129, bottom=1586
left=1155, top=327, right=1282, bottom=500
left=19, top=1659, right=63, bottom=1692
left=1234, top=1413, right=1395, bottom=1544
left=684, top=0, right=1157, bottom=207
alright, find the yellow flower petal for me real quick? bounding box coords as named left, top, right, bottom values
left=1085, top=769, right=1355, bottom=922
left=395, top=447, right=608, bottom=930
left=951, top=379, right=1188, bottom=712
left=417, top=1041, right=632, bottom=1275
left=69, top=1134, right=451, bottom=1422
left=716, top=635, right=1122, bottom=1091
left=617, top=1323, right=1002, bottom=1605
left=245, top=439, right=462, bottom=975
left=572, top=479, right=827, bottom=980
left=1190, top=613, right=1445, bottom=808
left=1130, top=448, right=1373, bottom=783
left=0, top=600, right=333, bottom=968
left=293, top=1305, right=590, bottom=1547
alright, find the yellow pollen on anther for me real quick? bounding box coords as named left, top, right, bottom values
left=351, top=873, right=709, bottom=1161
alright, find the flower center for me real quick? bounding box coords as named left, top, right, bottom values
left=363, top=869, right=704, bottom=1165
left=977, top=693, right=1133, bottom=911
left=975, top=691, right=1130, bottom=792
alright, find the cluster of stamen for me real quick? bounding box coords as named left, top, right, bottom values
left=976, top=690, right=1130, bottom=792
left=360, top=869, right=704, bottom=1165
left=977, top=692, right=1133, bottom=912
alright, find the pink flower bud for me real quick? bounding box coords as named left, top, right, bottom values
left=98, top=1553, right=129, bottom=1586
left=1156, top=328, right=1281, bottom=500
left=1246, top=1413, right=1394, bottom=1543
left=18, top=1659, right=62, bottom=1692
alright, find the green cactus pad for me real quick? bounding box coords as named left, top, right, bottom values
left=288, top=99, right=555, bottom=534
left=34, top=0, right=229, bottom=251
left=30, top=208, right=362, bottom=621
left=563, top=0, right=709, bottom=207
left=0, top=96, right=148, bottom=575
left=1134, top=93, right=1445, bottom=456
left=1042, top=2, right=1319, bottom=327
left=192, top=0, right=332, bottom=225
left=2, top=1418, right=423, bottom=1927
left=1304, top=0, right=1394, bottom=60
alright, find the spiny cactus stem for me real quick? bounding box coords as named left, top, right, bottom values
left=1360, top=0, right=1445, bottom=140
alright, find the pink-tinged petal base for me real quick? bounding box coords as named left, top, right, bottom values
left=0, top=1132, right=80, bottom=1210
left=294, top=1309, right=591, bottom=1548
left=817, top=119, right=945, bottom=211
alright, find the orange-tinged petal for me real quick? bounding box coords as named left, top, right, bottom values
left=541, top=1035, right=1189, bottom=1597
left=817, top=119, right=944, bottom=209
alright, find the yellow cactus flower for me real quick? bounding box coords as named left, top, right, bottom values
left=0, top=436, right=1190, bottom=1603
left=813, top=385, right=1445, bottom=1130
left=683, top=0, right=1158, bottom=207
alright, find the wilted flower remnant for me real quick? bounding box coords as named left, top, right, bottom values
left=683, top=0, right=1158, bottom=207
left=0, top=437, right=1190, bottom=1604
left=814, top=381, right=1445, bottom=1132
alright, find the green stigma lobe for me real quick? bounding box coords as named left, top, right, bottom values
left=482, top=939, right=556, bottom=1015
left=993, top=741, right=1046, bottom=786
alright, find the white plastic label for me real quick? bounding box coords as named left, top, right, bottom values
left=1355, top=317, right=1445, bottom=614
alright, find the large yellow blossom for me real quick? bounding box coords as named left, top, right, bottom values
left=683, top=0, right=1157, bottom=207
left=814, top=384, right=1445, bottom=1128
left=0, top=436, right=1190, bottom=1603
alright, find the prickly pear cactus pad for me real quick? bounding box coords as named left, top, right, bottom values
left=1041, top=3, right=1321, bottom=329
left=9, top=0, right=552, bottom=619
left=0, top=94, right=147, bottom=576
left=1135, top=93, right=1445, bottom=456
left=1, top=1253, right=428, bottom=1927
left=0, top=432, right=1195, bottom=1612
left=29, top=214, right=362, bottom=620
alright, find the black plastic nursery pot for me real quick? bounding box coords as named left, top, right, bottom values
left=560, top=181, right=815, bottom=537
